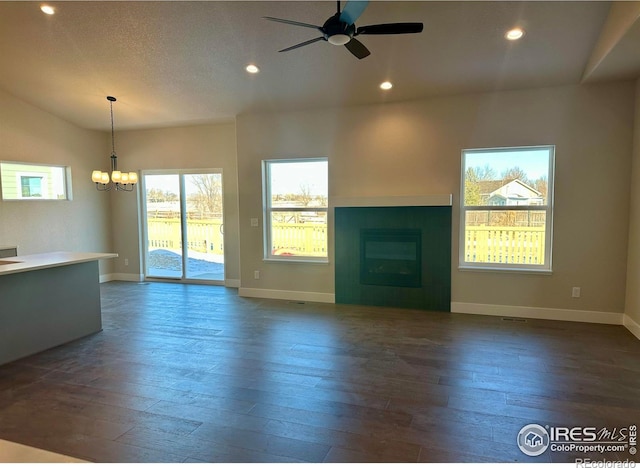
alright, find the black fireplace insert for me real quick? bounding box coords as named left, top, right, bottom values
left=360, top=228, right=422, bottom=288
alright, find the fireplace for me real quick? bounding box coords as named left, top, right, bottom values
left=360, top=229, right=422, bottom=288
left=334, top=204, right=451, bottom=311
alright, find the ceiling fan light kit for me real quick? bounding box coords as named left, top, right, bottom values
left=264, top=0, right=424, bottom=60
left=328, top=34, right=351, bottom=46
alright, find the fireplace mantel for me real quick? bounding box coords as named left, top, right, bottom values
left=331, top=194, right=452, bottom=208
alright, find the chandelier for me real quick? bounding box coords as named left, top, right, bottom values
left=91, top=96, right=138, bottom=191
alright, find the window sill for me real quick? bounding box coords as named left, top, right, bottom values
left=458, top=265, right=552, bottom=275
left=263, top=257, right=329, bottom=265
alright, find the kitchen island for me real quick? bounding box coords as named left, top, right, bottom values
left=0, top=251, right=117, bottom=366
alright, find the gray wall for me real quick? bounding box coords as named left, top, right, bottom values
left=626, top=78, right=640, bottom=326
left=2, top=80, right=638, bottom=323
left=237, top=82, right=635, bottom=316
left=111, top=123, right=240, bottom=283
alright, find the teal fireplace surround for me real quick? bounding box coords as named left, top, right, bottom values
left=335, top=205, right=452, bottom=312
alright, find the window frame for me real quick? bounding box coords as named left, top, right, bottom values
left=1, top=161, right=71, bottom=201
left=459, top=145, right=555, bottom=273
left=262, top=158, right=329, bottom=263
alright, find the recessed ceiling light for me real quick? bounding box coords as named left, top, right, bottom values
left=505, top=28, right=524, bottom=41
left=245, top=64, right=260, bottom=74
left=380, top=81, right=393, bottom=90
left=40, top=4, right=55, bottom=15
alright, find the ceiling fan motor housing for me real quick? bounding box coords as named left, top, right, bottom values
left=323, top=13, right=356, bottom=44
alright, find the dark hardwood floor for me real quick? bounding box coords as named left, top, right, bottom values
left=1, top=281, right=639, bottom=463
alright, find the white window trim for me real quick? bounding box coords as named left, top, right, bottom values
left=459, top=145, right=555, bottom=273
left=262, top=158, right=328, bottom=262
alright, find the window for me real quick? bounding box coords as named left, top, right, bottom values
left=263, top=158, right=328, bottom=261
left=1, top=161, right=70, bottom=200
left=460, top=146, right=554, bottom=272
left=20, top=176, right=43, bottom=197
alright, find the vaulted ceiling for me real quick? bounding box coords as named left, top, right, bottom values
left=0, top=1, right=638, bottom=131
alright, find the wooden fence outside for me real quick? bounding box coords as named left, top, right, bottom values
left=463, top=226, right=546, bottom=265
left=147, top=219, right=545, bottom=264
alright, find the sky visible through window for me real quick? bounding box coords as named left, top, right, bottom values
left=144, top=174, right=180, bottom=194
left=464, top=148, right=550, bottom=180
left=270, top=160, right=328, bottom=196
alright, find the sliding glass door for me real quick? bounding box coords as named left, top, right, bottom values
left=143, top=170, right=224, bottom=283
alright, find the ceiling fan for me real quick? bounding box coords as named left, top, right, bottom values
left=264, top=0, right=423, bottom=60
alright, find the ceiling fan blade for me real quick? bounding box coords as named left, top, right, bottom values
left=344, top=37, right=370, bottom=59
left=279, top=36, right=325, bottom=53
left=356, top=22, right=424, bottom=35
left=339, top=0, right=369, bottom=25
left=263, top=16, right=322, bottom=31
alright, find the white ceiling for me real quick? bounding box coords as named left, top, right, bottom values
left=0, top=1, right=638, bottom=131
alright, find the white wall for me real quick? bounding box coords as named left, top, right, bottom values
left=237, top=82, right=635, bottom=317
left=0, top=89, right=114, bottom=274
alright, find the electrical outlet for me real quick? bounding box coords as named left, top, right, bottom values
left=251, top=218, right=259, bottom=227
left=572, top=287, right=581, bottom=298
left=254, top=270, right=260, bottom=280
left=124, top=258, right=129, bottom=266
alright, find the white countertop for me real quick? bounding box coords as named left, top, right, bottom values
left=0, top=251, right=118, bottom=276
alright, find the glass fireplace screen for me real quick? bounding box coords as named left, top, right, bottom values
left=360, top=229, right=422, bottom=288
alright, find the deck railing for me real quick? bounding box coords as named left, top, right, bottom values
left=147, top=219, right=545, bottom=264
left=271, top=222, right=327, bottom=256
left=147, top=219, right=224, bottom=254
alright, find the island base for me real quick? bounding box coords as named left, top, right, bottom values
left=0, top=261, right=103, bottom=366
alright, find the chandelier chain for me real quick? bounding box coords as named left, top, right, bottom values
left=110, top=99, right=116, bottom=156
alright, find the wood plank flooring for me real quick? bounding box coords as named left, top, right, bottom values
left=1, top=281, right=639, bottom=463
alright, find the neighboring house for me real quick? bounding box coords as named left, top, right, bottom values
left=478, top=178, right=544, bottom=206
left=0, top=162, right=65, bottom=200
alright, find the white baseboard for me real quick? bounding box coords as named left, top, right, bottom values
left=239, top=287, right=335, bottom=304
left=623, top=314, right=640, bottom=340
left=99, top=273, right=123, bottom=283
left=102, top=274, right=241, bottom=288
left=451, top=302, right=623, bottom=325
left=106, top=273, right=145, bottom=282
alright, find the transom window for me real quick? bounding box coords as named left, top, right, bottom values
left=1, top=161, right=70, bottom=200
left=262, top=158, right=328, bottom=261
left=460, top=146, right=555, bottom=272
